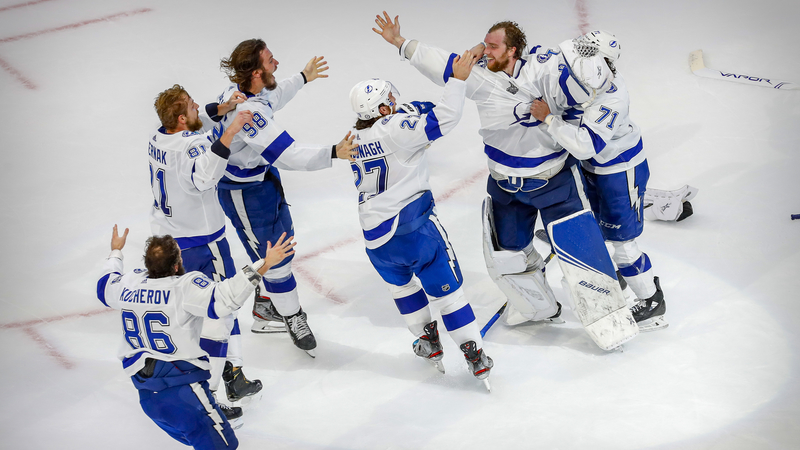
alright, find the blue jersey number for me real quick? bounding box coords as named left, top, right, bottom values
left=351, top=157, right=388, bottom=203
left=149, top=164, right=172, bottom=216
left=121, top=310, right=177, bottom=354
left=242, top=111, right=268, bottom=138
left=596, top=106, right=618, bottom=130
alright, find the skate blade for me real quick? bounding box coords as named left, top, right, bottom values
left=638, top=315, right=669, bottom=332
left=228, top=417, right=244, bottom=430
left=250, top=321, right=287, bottom=334
left=428, top=359, right=445, bottom=374
left=304, top=349, right=317, bottom=358
left=482, top=379, right=492, bottom=392
left=233, top=391, right=263, bottom=408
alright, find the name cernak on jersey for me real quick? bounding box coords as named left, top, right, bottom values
left=357, top=141, right=386, bottom=159
left=148, top=143, right=168, bottom=165
left=120, top=287, right=172, bottom=304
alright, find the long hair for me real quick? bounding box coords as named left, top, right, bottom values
left=220, top=39, right=266, bottom=93
left=144, top=235, right=181, bottom=279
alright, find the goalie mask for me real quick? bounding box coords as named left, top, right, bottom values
left=558, top=39, right=614, bottom=108
left=576, top=30, right=621, bottom=62
left=350, top=79, right=400, bottom=120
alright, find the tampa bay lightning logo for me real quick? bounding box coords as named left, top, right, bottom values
left=609, top=40, right=618, bottom=48
left=365, top=85, right=373, bottom=93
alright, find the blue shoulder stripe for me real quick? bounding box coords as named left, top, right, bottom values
left=260, top=131, right=295, bottom=164
left=96, top=273, right=117, bottom=307
left=424, top=108, right=443, bottom=141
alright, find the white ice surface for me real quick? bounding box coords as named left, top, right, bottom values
left=1, top=0, right=798, bottom=449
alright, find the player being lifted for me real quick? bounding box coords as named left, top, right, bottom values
left=149, top=85, right=263, bottom=422
left=206, top=39, right=358, bottom=357
left=527, top=31, right=668, bottom=330
left=97, top=225, right=295, bottom=450
left=373, top=13, right=638, bottom=350
left=347, top=50, right=495, bottom=390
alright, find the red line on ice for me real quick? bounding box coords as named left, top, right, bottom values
left=0, top=0, right=54, bottom=13
left=575, top=0, right=591, bottom=35
left=22, top=327, right=75, bottom=370
left=0, top=56, right=36, bottom=89
left=0, top=8, right=152, bottom=44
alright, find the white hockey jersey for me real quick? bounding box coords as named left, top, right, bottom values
left=97, top=251, right=256, bottom=376
left=208, top=74, right=332, bottom=184
left=353, top=78, right=467, bottom=249
left=520, top=46, right=645, bottom=175
left=404, top=40, right=567, bottom=178
left=148, top=128, right=228, bottom=249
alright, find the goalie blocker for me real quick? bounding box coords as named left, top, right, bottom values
left=548, top=209, right=639, bottom=350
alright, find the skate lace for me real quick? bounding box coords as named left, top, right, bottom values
left=631, top=300, right=648, bottom=314
left=288, top=314, right=312, bottom=339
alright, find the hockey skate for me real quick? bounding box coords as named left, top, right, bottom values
left=251, top=287, right=286, bottom=334
left=222, top=361, right=263, bottom=403
left=631, top=277, right=668, bottom=332
left=283, top=308, right=317, bottom=357
left=214, top=394, right=243, bottom=430
left=413, top=320, right=445, bottom=374
left=460, top=341, right=493, bottom=392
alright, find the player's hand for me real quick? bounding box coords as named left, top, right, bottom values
left=222, top=91, right=246, bottom=115
left=228, top=110, right=254, bottom=135
left=302, top=56, right=329, bottom=82
left=335, top=131, right=358, bottom=162
left=111, top=224, right=129, bottom=251
left=259, top=232, right=296, bottom=275
left=451, top=50, right=478, bottom=81
left=530, top=99, right=551, bottom=122
left=468, top=42, right=486, bottom=60
left=373, top=11, right=405, bottom=49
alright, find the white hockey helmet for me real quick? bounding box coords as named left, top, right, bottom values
left=558, top=38, right=614, bottom=107
left=349, top=78, right=400, bottom=120
left=575, top=30, right=621, bottom=61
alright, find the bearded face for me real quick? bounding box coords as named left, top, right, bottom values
left=186, top=115, right=203, bottom=132
left=261, top=69, right=277, bottom=91
left=486, top=52, right=511, bottom=73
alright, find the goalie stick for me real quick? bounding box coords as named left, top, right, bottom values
left=480, top=250, right=556, bottom=338
left=689, top=49, right=799, bottom=90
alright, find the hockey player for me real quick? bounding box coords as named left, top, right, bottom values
left=373, top=13, right=638, bottom=350
left=149, top=85, right=263, bottom=421
left=207, top=39, right=358, bottom=357
left=348, top=51, right=494, bottom=390
left=527, top=31, right=667, bottom=330
left=96, top=225, right=295, bottom=450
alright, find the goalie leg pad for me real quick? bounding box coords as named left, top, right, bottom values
left=548, top=209, right=638, bottom=350
left=482, top=196, right=559, bottom=322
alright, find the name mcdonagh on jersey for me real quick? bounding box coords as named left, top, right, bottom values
left=120, top=287, right=172, bottom=305
left=148, top=143, right=168, bottom=165
left=356, top=141, right=385, bottom=159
